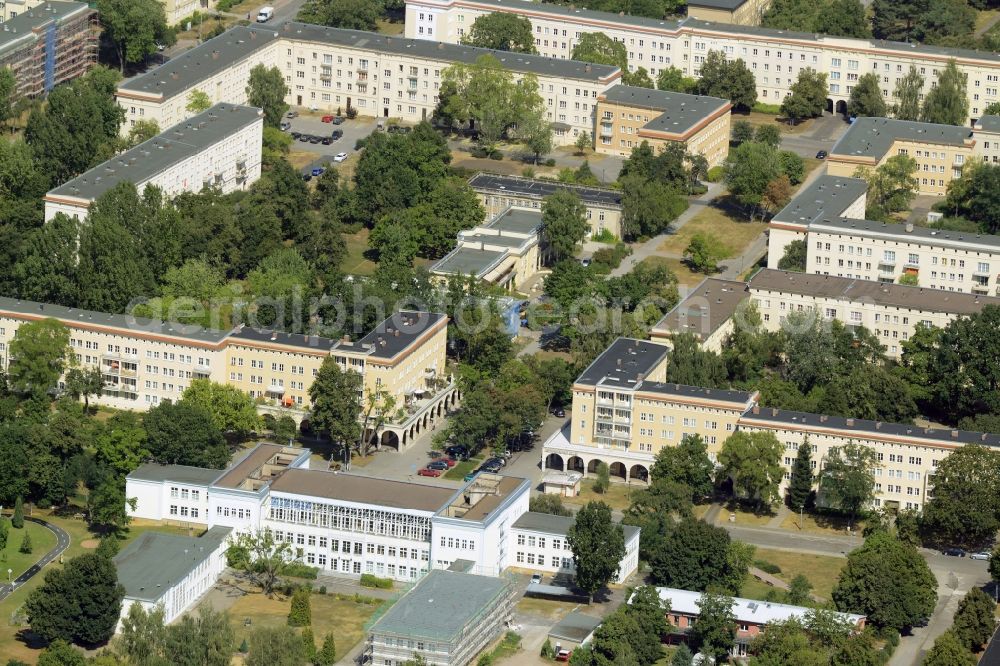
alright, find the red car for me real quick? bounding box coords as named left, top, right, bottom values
left=443, top=457, right=458, bottom=467
left=321, top=115, right=335, bottom=123
left=417, top=467, right=443, bottom=477
left=556, top=649, right=573, bottom=662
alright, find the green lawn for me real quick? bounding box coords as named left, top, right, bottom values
left=562, top=479, right=641, bottom=512
left=444, top=455, right=484, bottom=480
left=1, top=521, right=57, bottom=583
left=751, top=547, right=846, bottom=601
left=639, top=256, right=706, bottom=289
left=343, top=228, right=377, bottom=276
left=658, top=205, right=767, bottom=258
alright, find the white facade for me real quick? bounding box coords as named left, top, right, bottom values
left=125, top=467, right=217, bottom=525
left=44, top=104, right=263, bottom=221
left=511, top=513, right=640, bottom=584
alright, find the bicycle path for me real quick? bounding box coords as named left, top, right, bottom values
left=0, top=516, right=71, bottom=602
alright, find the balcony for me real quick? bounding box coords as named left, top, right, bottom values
left=973, top=283, right=989, bottom=294
left=194, top=364, right=211, bottom=376
left=267, top=384, right=285, bottom=395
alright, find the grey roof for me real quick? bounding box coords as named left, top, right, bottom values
left=47, top=104, right=261, bottom=203
left=978, top=115, right=1000, bottom=132
left=370, top=570, right=513, bottom=642
left=688, top=0, right=748, bottom=9
left=512, top=511, right=640, bottom=541
left=269, top=468, right=455, bottom=512
left=653, top=277, right=747, bottom=342
left=431, top=246, right=507, bottom=278
left=0, top=2, right=91, bottom=57
left=549, top=612, right=603, bottom=643
left=771, top=176, right=868, bottom=228
left=120, top=20, right=618, bottom=101
left=486, top=207, right=544, bottom=234
left=741, top=407, right=1000, bottom=446
left=640, top=382, right=756, bottom=404
left=469, top=173, right=623, bottom=208
left=114, top=526, right=233, bottom=602
left=809, top=216, right=1000, bottom=250
left=118, top=24, right=281, bottom=99
left=750, top=269, right=1000, bottom=314
left=830, top=117, right=972, bottom=161
left=457, top=232, right=531, bottom=249
left=228, top=327, right=339, bottom=352
left=576, top=337, right=669, bottom=388
left=0, top=296, right=231, bottom=345
left=439, top=0, right=686, bottom=34
left=601, top=85, right=729, bottom=136
left=127, top=463, right=223, bottom=486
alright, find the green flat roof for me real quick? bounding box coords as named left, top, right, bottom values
left=127, top=463, right=223, bottom=486
left=486, top=208, right=543, bottom=234
left=431, top=246, right=506, bottom=277
left=113, top=526, right=232, bottom=603
left=370, top=570, right=512, bottom=642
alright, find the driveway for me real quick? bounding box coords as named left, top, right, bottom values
left=0, top=517, right=71, bottom=602
left=283, top=115, right=377, bottom=168
left=777, top=113, right=850, bottom=159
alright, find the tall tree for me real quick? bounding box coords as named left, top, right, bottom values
left=25, top=552, right=126, bottom=645
left=718, top=431, right=784, bottom=510
left=225, top=529, right=295, bottom=595
left=696, top=51, right=757, bottom=111
left=854, top=154, right=918, bottom=220
left=650, top=517, right=747, bottom=593
left=181, top=380, right=261, bottom=438
left=787, top=439, right=813, bottom=511
left=920, top=445, right=1000, bottom=549
left=118, top=603, right=166, bottom=664
left=848, top=73, right=888, bottom=118
left=780, top=68, right=828, bottom=123
left=567, top=501, right=626, bottom=601
left=7, top=318, right=70, bottom=401
left=952, top=587, right=995, bottom=651
left=297, top=0, right=384, bottom=31
left=684, top=232, right=729, bottom=274
left=144, top=400, right=229, bottom=468
left=893, top=66, right=924, bottom=121
left=923, top=630, right=977, bottom=666
left=570, top=33, right=627, bottom=71
left=0, top=68, right=15, bottom=131
left=815, top=0, right=870, bottom=37
left=649, top=434, right=715, bottom=501
left=691, top=593, right=737, bottom=662
left=246, top=64, right=289, bottom=128
left=819, top=442, right=880, bottom=528
left=619, top=173, right=688, bottom=239
left=96, top=0, right=169, bottom=72
left=186, top=89, right=212, bottom=114
left=462, top=13, right=536, bottom=53
left=246, top=626, right=306, bottom=666
left=657, top=66, right=696, bottom=93
left=921, top=60, right=969, bottom=126
left=930, top=305, right=1000, bottom=423
left=724, top=141, right=782, bottom=220
left=308, top=357, right=363, bottom=448
left=832, top=532, right=937, bottom=631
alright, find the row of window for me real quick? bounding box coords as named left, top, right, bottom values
left=516, top=552, right=573, bottom=568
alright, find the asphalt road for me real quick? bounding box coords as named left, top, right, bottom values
left=0, top=517, right=71, bottom=602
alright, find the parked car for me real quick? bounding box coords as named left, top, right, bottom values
left=298, top=134, right=310, bottom=142
left=301, top=173, right=312, bottom=182
left=285, top=110, right=299, bottom=118
left=580, top=258, right=592, bottom=267
left=333, top=152, right=348, bottom=162
left=427, top=460, right=449, bottom=471
left=311, top=167, right=325, bottom=176
left=530, top=573, right=542, bottom=585
left=485, top=456, right=506, bottom=468
left=551, top=406, right=565, bottom=418
left=971, top=551, right=991, bottom=561
left=417, top=467, right=443, bottom=477
left=428, top=450, right=444, bottom=459
left=816, top=149, right=828, bottom=159
left=290, top=131, right=302, bottom=139
left=442, top=457, right=458, bottom=468
left=556, top=649, right=572, bottom=662
left=446, top=444, right=469, bottom=457
left=321, top=137, right=332, bottom=145
left=479, top=461, right=503, bottom=474
left=280, top=121, right=291, bottom=131
left=321, top=115, right=335, bottom=123
left=332, top=116, right=344, bottom=125
left=943, top=547, right=967, bottom=557
left=309, top=136, right=322, bottom=144
left=463, top=472, right=478, bottom=482
left=331, top=129, right=343, bottom=140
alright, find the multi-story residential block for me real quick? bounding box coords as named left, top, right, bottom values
left=126, top=443, right=640, bottom=586
left=826, top=117, right=975, bottom=196
left=595, top=84, right=731, bottom=166
left=0, top=2, right=95, bottom=98
left=512, top=511, right=639, bottom=583
left=748, top=268, right=1000, bottom=358
left=974, top=115, right=1000, bottom=164
left=805, top=216, right=1000, bottom=295
left=162, top=0, right=217, bottom=27
left=0, top=0, right=44, bottom=23
left=0, top=298, right=452, bottom=445
left=767, top=174, right=868, bottom=269
left=44, top=103, right=263, bottom=221
left=546, top=337, right=759, bottom=483
left=365, top=570, right=517, bottom=666
left=431, top=207, right=544, bottom=290
left=657, top=587, right=865, bottom=658
left=115, top=23, right=621, bottom=146
left=468, top=173, right=623, bottom=239
left=113, top=526, right=233, bottom=630
left=405, top=0, right=1000, bottom=123
left=686, top=0, right=771, bottom=26
left=650, top=278, right=748, bottom=353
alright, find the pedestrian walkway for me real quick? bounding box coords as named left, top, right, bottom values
left=0, top=517, right=71, bottom=603
left=766, top=505, right=790, bottom=529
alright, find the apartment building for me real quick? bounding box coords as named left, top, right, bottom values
left=657, top=588, right=865, bottom=657
left=748, top=268, right=1000, bottom=358
left=686, top=0, right=771, bottom=26
left=595, top=84, right=731, bottom=166
left=544, top=338, right=759, bottom=483
left=0, top=0, right=45, bottom=23
left=468, top=173, right=623, bottom=239
left=826, top=117, right=975, bottom=196
left=767, top=174, right=868, bottom=269
left=405, top=0, right=1000, bottom=123
left=806, top=216, right=1000, bottom=295
left=431, top=207, right=544, bottom=290
left=974, top=115, right=1000, bottom=164
left=44, top=103, right=263, bottom=221
left=0, top=1, right=95, bottom=98
left=0, top=297, right=451, bottom=445
left=116, top=23, right=621, bottom=146
left=163, top=0, right=217, bottom=26
left=650, top=278, right=748, bottom=353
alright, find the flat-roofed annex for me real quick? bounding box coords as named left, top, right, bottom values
left=268, top=468, right=456, bottom=513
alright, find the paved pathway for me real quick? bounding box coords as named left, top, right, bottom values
left=0, top=517, right=71, bottom=602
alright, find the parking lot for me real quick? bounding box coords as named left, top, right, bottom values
left=282, top=112, right=378, bottom=173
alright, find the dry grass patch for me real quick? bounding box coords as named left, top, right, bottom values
left=639, top=256, right=704, bottom=289
left=562, top=479, right=641, bottom=513
left=780, top=511, right=866, bottom=537
left=752, top=547, right=846, bottom=600
left=657, top=206, right=766, bottom=258
left=343, top=228, right=376, bottom=276
left=743, top=112, right=814, bottom=135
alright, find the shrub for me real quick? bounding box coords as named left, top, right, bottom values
left=591, top=242, right=631, bottom=271
left=751, top=102, right=782, bottom=114
left=346, top=107, right=358, bottom=119
left=318, top=585, right=327, bottom=595
left=753, top=559, right=782, bottom=575
left=541, top=638, right=555, bottom=659
left=591, top=228, right=618, bottom=244
left=522, top=167, right=535, bottom=178
left=360, top=574, right=394, bottom=589
left=706, top=166, right=725, bottom=182
left=281, top=562, right=319, bottom=579
left=354, top=137, right=369, bottom=151
left=471, top=147, right=490, bottom=158
left=544, top=158, right=556, bottom=167
left=287, top=587, right=312, bottom=626
left=489, top=151, right=503, bottom=160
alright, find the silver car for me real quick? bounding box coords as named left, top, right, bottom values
left=970, top=551, right=991, bottom=561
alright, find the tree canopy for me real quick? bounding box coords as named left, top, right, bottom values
left=462, top=13, right=536, bottom=53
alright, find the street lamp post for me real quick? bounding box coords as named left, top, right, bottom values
left=6, top=568, right=11, bottom=584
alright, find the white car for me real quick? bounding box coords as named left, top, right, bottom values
left=971, top=551, right=991, bottom=561
left=333, top=152, right=348, bottom=162
left=530, top=573, right=542, bottom=585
